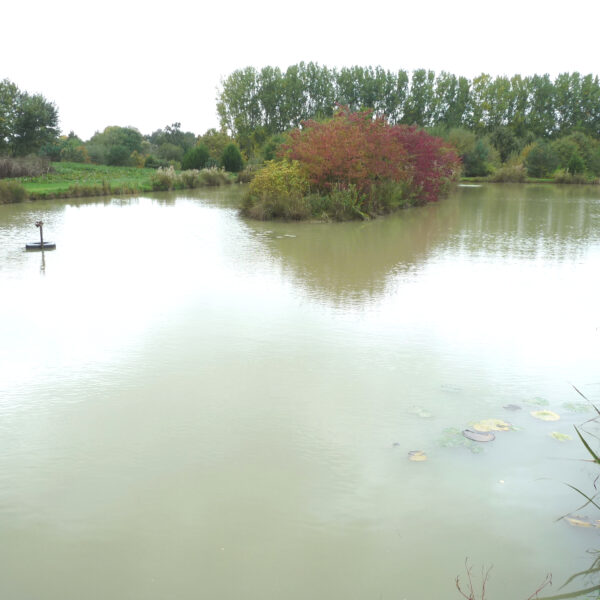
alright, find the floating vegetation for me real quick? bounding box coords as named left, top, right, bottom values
left=472, top=418, right=512, bottom=432
left=503, top=404, right=521, bottom=411
left=407, top=405, right=433, bottom=419
left=562, top=402, right=592, bottom=413
left=525, top=397, right=550, bottom=407
left=439, top=428, right=484, bottom=454
left=550, top=432, right=572, bottom=442
left=408, top=450, right=427, bottom=462
left=531, top=410, right=560, bottom=421
left=463, top=429, right=495, bottom=442
left=565, top=516, right=600, bottom=528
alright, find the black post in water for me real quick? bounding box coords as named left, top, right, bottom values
left=36, top=221, right=44, bottom=247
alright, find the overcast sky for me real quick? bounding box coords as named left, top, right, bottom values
left=3, top=0, right=599, bottom=140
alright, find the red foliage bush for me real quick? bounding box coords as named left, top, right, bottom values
left=282, top=106, right=460, bottom=202
left=390, top=125, right=461, bottom=202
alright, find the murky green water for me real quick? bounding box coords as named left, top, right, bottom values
left=1, top=184, right=599, bottom=599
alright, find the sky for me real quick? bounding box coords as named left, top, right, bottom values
left=2, top=0, right=599, bottom=140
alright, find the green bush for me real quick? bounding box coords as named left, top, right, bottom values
left=462, top=138, right=497, bottom=177
left=488, top=164, right=527, bottom=182
left=553, top=169, right=589, bottom=184
left=182, top=145, right=210, bottom=170
left=221, top=143, right=244, bottom=172
left=106, top=145, right=131, bottom=166
left=326, top=185, right=367, bottom=221
left=524, top=141, right=559, bottom=178
left=157, top=142, right=184, bottom=163
left=0, top=180, right=28, bottom=203
left=567, top=152, right=586, bottom=175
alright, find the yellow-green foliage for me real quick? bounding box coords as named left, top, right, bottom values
left=243, top=160, right=311, bottom=220
left=0, top=180, right=28, bottom=204
left=248, top=160, right=309, bottom=202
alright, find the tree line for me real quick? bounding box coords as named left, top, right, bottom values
left=217, top=63, right=600, bottom=145
left=0, top=76, right=244, bottom=175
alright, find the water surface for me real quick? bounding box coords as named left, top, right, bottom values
left=1, top=184, right=599, bottom=599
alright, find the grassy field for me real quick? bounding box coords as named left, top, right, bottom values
left=17, top=162, right=156, bottom=198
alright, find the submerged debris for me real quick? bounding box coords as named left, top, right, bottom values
left=407, top=450, right=427, bottom=462
left=439, top=428, right=484, bottom=454
left=463, top=429, right=496, bottom=442
left=503, top=404, right=522, bottom=411
left=550, top=432, right=572, bottom=442
left=565, top=516, right=600, bottom=528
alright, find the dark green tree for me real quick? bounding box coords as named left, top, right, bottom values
left=0, top=79, right=59, bottom=156
left=221, top=143, right=243, bottom=172
left=106, top=145, right=130, bottom=166
left=524, top=141, right=558, bottom=177
left=182, top=144, right=210, bottom=170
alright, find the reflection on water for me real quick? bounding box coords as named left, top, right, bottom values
left=243, top=183, right=600, bottom=305
left=0, top=184, right=599, bottom=600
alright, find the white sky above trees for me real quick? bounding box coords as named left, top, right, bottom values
left=3, top=0, right=599, bottom=140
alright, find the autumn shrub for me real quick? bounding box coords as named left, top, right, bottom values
left=242, top=107, right=459, bottom=221
left=242, top=160, right=310, bottom=219
left=282, top=106, right=460, bottom=203
left=389, top=126, right=461, bottom=201
left=283, top=107, right=410, bottom=193
left=0, top=180, right=27, bottom=203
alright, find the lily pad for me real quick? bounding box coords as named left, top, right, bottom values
left=439, top=428, right=484, bottom=454
left=503, top=404, right=522, bottom=411
left=531, top=410, right=560, bottom=421
left=408, top=405, right=433, bottom=419
left=565, top=516, right=600, bottom=528
left=550, top=432, right=572, bottom=442
left=472, top=418, right=512, bottom=432
left=463, top=429, right=495, bottom=442
left=562, top=402, right=592, bottom=413
left=525, top=397, right=550, bottom=407
left=408, top=450, right=427, bottom=462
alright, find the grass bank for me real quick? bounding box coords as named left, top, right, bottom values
left=0, top=162, right=235, bottom=203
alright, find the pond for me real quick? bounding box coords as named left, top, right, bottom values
left=1, top=183, right=599, bottom=599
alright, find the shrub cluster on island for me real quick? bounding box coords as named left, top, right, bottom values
left=242, top=107, right=460, bottom=220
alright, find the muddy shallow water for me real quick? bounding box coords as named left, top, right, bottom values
left=1, top=183, right=599, bottom=599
